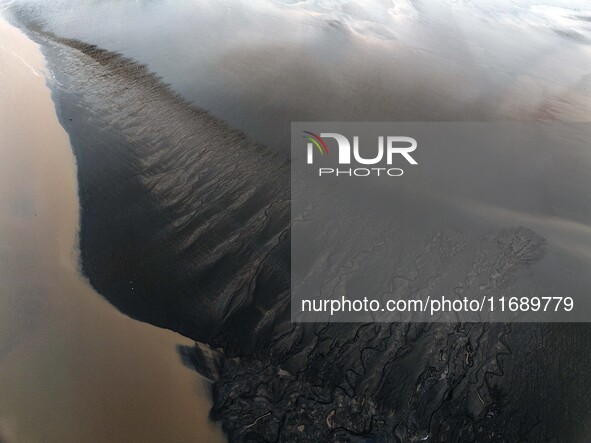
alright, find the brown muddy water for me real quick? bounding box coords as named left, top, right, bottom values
left=0, top=16, right=224, bottom=443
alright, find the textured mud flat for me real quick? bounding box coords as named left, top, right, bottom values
left=13, top=16, right=591, bottom=443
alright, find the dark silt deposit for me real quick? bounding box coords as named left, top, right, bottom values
left=12, top=13, right=591, bottom=443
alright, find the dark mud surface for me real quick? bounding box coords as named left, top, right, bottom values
left=11, top=12, right=591, bottom=442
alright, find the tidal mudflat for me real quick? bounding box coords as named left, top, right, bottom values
left=1, top=0, right=591, bottom=441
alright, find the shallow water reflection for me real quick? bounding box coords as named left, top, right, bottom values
left=9, top=0, right=591, bottom=151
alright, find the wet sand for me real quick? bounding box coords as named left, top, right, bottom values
left=0, top=16, right=224, bottom=443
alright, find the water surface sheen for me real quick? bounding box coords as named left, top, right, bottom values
left=11, top=0, right=591, bottom=149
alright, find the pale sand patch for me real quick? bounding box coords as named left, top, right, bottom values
left=0, top=15, right=224, bottom=443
